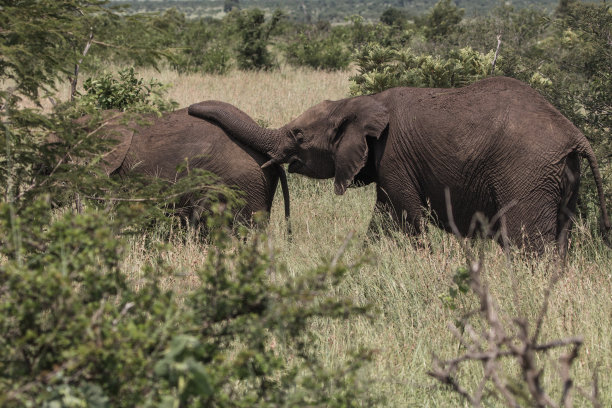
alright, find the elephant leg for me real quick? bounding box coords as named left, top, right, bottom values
left=235, top=188, right=270, bottom=229
left=367, top=184, right=423, bottom=238
left=497, top=198, right=559, bottom=254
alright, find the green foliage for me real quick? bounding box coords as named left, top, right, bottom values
left=165, top=15, right=233, bottom=75
left=350, top=44, right=498, bottom=95
left=344, top=15, right=394, bottom=48
left=0, top=200, right=376, bottom=406
left=439, top=266, right=471, bottom=311
left=82, top=8, right=176, bottom=70
left=420, top=0, right=465, bottom=40
left=284, top=31, right=352, bottom=71
left=0, top=202, right=175, bottom=406
left=80, top=68, right=177, bottom=112
left=380, top=7, right=410, bottom=27
left=232, top=8, right=283, bottom=71
left=0, top=0, right=110, bottom=101
left=173, top=41, right=233, bottom=75
left=224, top=0, right=240, bottom=12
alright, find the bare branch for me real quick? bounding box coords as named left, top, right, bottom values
left=491, top=34, right=502, bottom=74
left=331, top=230, right=355, bottom=268
left=70, top=28, right=94, bottom=101
left=429, top=201, right=598, bottom=407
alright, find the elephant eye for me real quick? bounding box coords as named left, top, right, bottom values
left=291, top=129, right=305, bottom=144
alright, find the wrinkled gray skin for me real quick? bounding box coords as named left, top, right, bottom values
left=80, top=104, right=290, bottom=227
left=188, top=77, right=610, bottom=253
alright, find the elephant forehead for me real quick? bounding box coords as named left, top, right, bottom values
left=292, top=101, right=334, bottom=128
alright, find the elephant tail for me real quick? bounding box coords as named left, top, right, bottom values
left=276, top=164, right=292, bottom=236
left=578, top=140, right=611, bottom=244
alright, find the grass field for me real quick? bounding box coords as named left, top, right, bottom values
left=120, top=66, right=610, bottom=406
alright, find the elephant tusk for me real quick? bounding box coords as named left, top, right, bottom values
left=261, top=158, right=278, bottom=169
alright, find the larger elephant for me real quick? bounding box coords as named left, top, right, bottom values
left=188, top=77, right=610, bottom=252
left=75, top=103, right=290, bottom=227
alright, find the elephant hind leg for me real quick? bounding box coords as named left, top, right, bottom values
left=498, top=199, right=559, bottom=254
left=556, top=152, right=581, bottom=256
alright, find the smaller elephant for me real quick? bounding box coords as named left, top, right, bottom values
left=71, top=104, right=290, bottom=228
left=188, top=77, right=610, bottom=253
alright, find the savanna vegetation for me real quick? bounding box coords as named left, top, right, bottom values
left=110, top=0, right=561, bottom=21
left=1, top=0, right=610, bottom=406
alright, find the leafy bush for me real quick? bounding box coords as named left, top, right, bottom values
left=380, top=7, right=410, bottom=27
left=80, top=67, right=177, bottom=112
left=420, top=0, right=465, bottom=40
left=171, top=43, right=232, bottom=75
left=196, top=44, right=233, bottom=74
left=232, top=8, right=283, bottom=71
left=350, top=43, right=498, bottom=95
left=168, top=17, right=233, bottom=75
left=284, top=33, right=352, bottom=71
left=0, top=199, right=376, bottom=406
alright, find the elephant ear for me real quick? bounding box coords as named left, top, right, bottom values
left=331, top=98, right=389, bottom=195
left=75, top=111, right=136, bottom=175
left=99, top=124, right=135, bottom=175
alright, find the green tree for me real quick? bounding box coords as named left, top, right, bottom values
left=380, top=7, right=409, bottom=27
left=422, top=0, right=464, bottom=40
left=233, top=8, right=283, bottom=70
left=169, top=17, right=232, bottom=74
left=0, top=0, right=110, bottom=101
left=224, top=0, right=240, bottom=12
left=284, top=24, right=352, bottom=71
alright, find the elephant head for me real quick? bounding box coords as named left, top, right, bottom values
left=73, top=111, right=139, bottom=175
left=42, top=111, right=136, bottom=176
left=188, top=97, right=389, bottom=195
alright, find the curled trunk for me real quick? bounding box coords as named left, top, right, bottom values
left=188, top=101, right=292, bottom=165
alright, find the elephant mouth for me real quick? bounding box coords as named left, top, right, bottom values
left=287, top=157, right=303, bottom=173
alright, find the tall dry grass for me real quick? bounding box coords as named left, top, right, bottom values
left=110, top=66, right=610, bottom=406
left=138, top=65, right=353, bottom=126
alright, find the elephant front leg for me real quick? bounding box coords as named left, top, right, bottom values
left=367, top=185, right=424, bottom=238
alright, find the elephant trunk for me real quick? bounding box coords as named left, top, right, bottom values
left=188, top=102, right=293, bottom=165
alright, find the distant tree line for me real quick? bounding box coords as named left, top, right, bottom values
left=108, top=0, right=559, bottom=20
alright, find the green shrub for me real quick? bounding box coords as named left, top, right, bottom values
left=168, top=17, right=233, bottom=75
left=198, top=44, right=233, bottom=74
left=0, top=199, right=377, bottom=406
left=284, top=33, right=352, bottom=71
left=232, top=8, right=283, bottom=71
left=420, top=0, right=464, bottom=40
left=172, top=43, right=232, bottom=75
left=80, top=67, right=177, bottom=112
left=380, top=7, right=410, bottom=28
left=350, top=43, right=498, bottom=95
